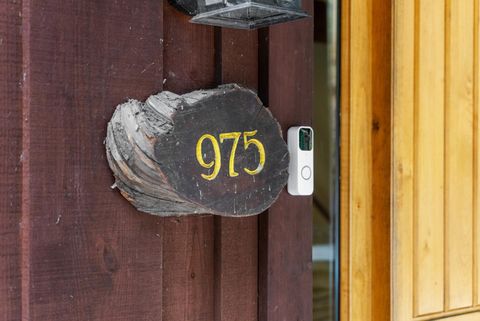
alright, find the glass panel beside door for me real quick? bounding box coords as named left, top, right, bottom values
left=313, top=0, right=339, bottom=320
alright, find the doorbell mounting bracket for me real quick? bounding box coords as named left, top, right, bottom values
left=287, top=126, right=314, bottom=196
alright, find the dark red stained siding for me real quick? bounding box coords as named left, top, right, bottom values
left=0, top=1, right=23, bottom=320
left=258, top=3, right=314, bottom=321
left=23, top=1, right=164, bottom=320
left=0, top=0, right=313, bottom=320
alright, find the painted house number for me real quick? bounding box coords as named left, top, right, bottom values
left=196, top=130, right=266, bottom=181
left=106, top=85, right=289, bottom=216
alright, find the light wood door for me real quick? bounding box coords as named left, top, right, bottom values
left=393, top=0, right=480, bottom=320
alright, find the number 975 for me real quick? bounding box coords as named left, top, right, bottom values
left=195, top=131, right=266, bottom=181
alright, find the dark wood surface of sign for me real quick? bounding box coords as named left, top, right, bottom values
left=106, top=84, right=289, bottom=216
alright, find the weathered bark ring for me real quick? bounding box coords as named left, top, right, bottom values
left=105, top=84, right=289, bottom=217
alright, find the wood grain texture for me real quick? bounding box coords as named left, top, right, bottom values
left=370, top=0, right=392, bottom=318
left=340, top=0, right=392, bottom=320
left=393, top=0, right=480, bottom=320
left=476, top=0, right=480, bottom=307
left=162, top=4, right=215, bottom=321
left=163, top=4, right=215, bottom=94
left=214, top=28, right=259, bottom=321
left=216, top=29, right=258, bottom=89
left=445, top=0, right=474, bottom=310
left=392, top=0, right=415, bottom=320
left=0, top=1, right=23, bottom=320
left=22, top=1, right=165, bottom=320
left=258, top=2, right=313, bottom=321
left=415, top=0, right=446, bottom=315
left=349, top=1, right=374, bottom=319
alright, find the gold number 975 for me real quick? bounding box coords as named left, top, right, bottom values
left=195, top=131, right=266, bottom=181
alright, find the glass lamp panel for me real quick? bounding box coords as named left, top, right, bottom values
left=191, top=0, right=308, bottom=29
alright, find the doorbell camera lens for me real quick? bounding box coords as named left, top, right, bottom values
left=299, top=128, right=312, bottom=151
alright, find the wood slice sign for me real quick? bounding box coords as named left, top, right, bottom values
left=105, top=84, right=289, bottom=217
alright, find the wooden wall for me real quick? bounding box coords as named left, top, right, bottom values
left=393, top=0, right=480, bottom=320
left=0, top=1, right=313, bottom=321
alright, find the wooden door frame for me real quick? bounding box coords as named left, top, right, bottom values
left=340, top=0, right=393, bottom=320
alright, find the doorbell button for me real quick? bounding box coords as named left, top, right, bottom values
left=301, top=166, right=312, bottom=180
left=287, top=126, right=314, bottom=196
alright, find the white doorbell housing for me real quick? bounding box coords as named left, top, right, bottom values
left=287, top=126, right=314, bottom=196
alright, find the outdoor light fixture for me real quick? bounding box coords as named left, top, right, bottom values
left=169, top=0, right=309, bottom=29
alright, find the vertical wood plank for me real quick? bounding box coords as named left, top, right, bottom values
left=340, top=0, right=351, bottom=319
left=0, top=1, right=23, bottom=320
left=445, top=0, right=475, bottom=310
left=162, top=4, right=215, bottom=321
left=371, top=0, right=392, bottom=318
left=342, top=0, right=392, bottom=319
left=414, top=0, right=446, bottom=315
left=258, top=1, right=313, bottom=320
left=23, top=1, right=165, bottom=320
left=214, top=28, right=258, bottom=321
left=161, top=217, right=214, bottom=321
left=216, top=29, right=258, bottom=89
left=392, top=0, right=415, bottom=319
left=214, top=219, right=257, bottom=321
left=163, top=5, right=216, bottom=93
left=349, top=0, right=373, bottom=320
left=476, top=0, right=480, bottom=307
